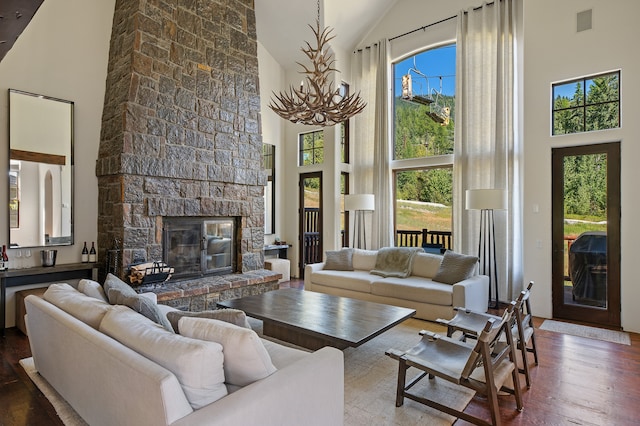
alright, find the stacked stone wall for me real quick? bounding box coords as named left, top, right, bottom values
left=97, top=0, right=264, bottom=278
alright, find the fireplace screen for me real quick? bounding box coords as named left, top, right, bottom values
left=163, top=217, right=235, bottom=278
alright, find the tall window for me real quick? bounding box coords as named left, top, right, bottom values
left=340, top=82, right=350, bottom=163
left=392, top=45, right=456, bottom=245
left=299, top=130, right=324, bottom=166
left=552, top=71, right=620, bottom=135
left=394, top=45, right=455, bottom=160
left=340, top=172, right=349, bottom=247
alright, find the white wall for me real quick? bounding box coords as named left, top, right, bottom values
left=0, top=0, right=115, bottom=267
left=258, top=42, right=286, bottom=246
left=522, top=0, right=640, bottom=333
left=0, top=0, right=115, bottom=326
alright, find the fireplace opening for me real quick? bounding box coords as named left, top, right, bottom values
left=163, top=217, right=237, bottom=279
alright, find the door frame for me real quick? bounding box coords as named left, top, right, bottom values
left=551, top=142, right=621, bottom=328
left=299, top=172, right=323, bottom=278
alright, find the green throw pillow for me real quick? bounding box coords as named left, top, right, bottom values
left=432, top=251, right=479, bottom=284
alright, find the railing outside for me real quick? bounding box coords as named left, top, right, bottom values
left=395, top=229, right=452, bottom=251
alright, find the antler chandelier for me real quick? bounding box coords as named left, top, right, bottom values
left=269, top=1, right=366, bottom=126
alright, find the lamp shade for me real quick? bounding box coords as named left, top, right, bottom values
left=344, top=194, right=375, bottom=211
left=465, top=189, right=507, bottom=210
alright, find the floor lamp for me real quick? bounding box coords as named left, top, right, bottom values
left=344, top=194, right=375, bottom=249
left=465, top=189, right=507, bottom=309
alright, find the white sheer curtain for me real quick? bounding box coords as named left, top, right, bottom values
left=453, top=0, right=523, bottom=301
left=352, top=40, right=392, bottom=249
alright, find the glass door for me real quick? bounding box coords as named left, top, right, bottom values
left=551, top=143, right=620, bottom=327
left=299, top=172, right=322, bottom=278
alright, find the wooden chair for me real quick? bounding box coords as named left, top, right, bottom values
left=386, top=303, right=523, bottom=426
left=437, top=281, right=539, bottom=388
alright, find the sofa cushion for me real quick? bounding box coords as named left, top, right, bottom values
left=310, top=269, right=376, bottom=293
left=167, top=309, right=251, bottom=334
left=43, top=283, right=112, bottom=329
left=433, top=251, right=479, bottom=284
left=323, top=248, right=354, bottom=271
left=179, top=317, right=277, bottom=387
left=371, top=247, right=421, bottom=278
left=261, top=338, right=309, bottom=369
left=371, top=277, right=454, bottom=306
left=411, top=252, right=445, bottom=278
left=99, top=305, right=227, bottom=409
left=104, top=273, right=137, bottom=303
left=77, top=279, right=109, bottom=303
left=109, top=288, right=174, bottom=333
left=352, top=248, right=378, bottom=271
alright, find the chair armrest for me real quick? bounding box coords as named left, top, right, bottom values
left=452, top=275, right=490, bottom=313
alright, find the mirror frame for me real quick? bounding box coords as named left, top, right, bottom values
left=8, top=89, right=74, bottom=248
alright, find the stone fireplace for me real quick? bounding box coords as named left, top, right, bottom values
left=95, top=0, right=267, bottom=289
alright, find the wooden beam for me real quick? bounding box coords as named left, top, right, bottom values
left=10, top=149, right=66, bottom=165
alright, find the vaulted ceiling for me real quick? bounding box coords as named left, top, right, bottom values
left=0, top=0, right=43, bottom=62
left=255, top=0, right=398, bottom=69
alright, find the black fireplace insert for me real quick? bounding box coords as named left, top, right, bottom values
left=163, top=217, right=236, bottom=279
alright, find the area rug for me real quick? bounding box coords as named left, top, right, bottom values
left=251, top=317, right=475, bottom=426
left=19, top=358, right=88, bottom=426
left=539, top=319, right=631, bottom=345
left=20, top=318, right=474, bottom=426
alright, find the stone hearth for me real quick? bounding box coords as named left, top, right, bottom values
left=136, top=270, right=281, bottom=311
left=95, top=0, right=265, bottom=283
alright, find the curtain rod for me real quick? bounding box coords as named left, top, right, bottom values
left=388, top=15, right=456, bottom=42
left=388, top=1, right=496, bottom=43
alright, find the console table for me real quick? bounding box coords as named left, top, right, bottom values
left=264, top=244, right=290, bottom=259
left=0, top=262, right=98, bottom=334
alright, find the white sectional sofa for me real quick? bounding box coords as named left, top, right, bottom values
left=305, top=248, right=489, bottom=321
left=24, top=279, right=344, bottom=426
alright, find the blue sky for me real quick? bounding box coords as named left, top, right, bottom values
left=393, top=44, right=456, bottom=97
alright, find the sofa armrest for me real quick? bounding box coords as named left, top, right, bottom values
left=452, top=274, right=490, bottom=313
left=304, top=262, right=325, bottom=289
left=171, top=346, right=344, bottom=426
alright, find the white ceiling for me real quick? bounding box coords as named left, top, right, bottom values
left=255, top=0, right=398, bottom=69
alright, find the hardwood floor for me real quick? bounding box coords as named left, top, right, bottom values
left=1, top=279, right=638, bottom=425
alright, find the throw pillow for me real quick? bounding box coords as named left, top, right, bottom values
left=99, top=305, right=227, bottom=409
left=432, top=250, right=479, bottom=284
left=77, top=279, right=109, bottom=303
left=323, top=248, right=354, bottom=271
left=167, top=309, right=251, bottom=334
left=104, top=273, right=137, bottom=303
left=43, top=283, right=112, bottom=329
left=179, top=316, right=277, bottom=387
left=370, top=247, right=421, bottom=278
left=109, top=288, right=174, bottom=333
left=352, top=248, right=378, bottom=271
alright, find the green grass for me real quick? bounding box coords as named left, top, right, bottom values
left=396, top=200, right=451, bottom=232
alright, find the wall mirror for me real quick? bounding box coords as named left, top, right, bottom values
left=9, top=89, right=74, bottom=248
left=263, top=143, right=275, bottom=235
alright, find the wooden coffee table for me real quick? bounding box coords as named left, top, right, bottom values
left=217, top=288, right=416, bottom=350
